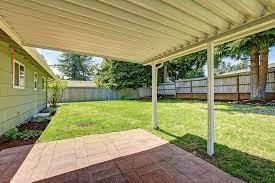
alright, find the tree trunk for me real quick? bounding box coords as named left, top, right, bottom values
left=250, top=45, right=259, bottom=100
left=163, top=63, right=168, bottom=83
left=258, top=48, right=269, bottom=100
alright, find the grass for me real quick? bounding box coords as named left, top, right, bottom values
left=38, top=99, right=275, bottom=182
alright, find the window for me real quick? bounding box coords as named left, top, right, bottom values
left=13, top=60, right=25, bottom=89
left=34, top=72, right=38, bottom=90
left=42, top=76, right=46, bottom=90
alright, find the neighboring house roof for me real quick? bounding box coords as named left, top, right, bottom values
left=65, top=80, right=97, bottom=88
left=219, top=63, right=275, bottom=77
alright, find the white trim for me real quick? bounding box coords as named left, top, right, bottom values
left=41, top=76, right=46, bottom=91
left=34, top=72, right=38, bottom=90
left=13, top=59, right=25, bottom=89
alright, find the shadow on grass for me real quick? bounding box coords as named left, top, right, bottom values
left=214, top=103, right=275, bottom=116
left=157, top=98, right=275, bottom=116
left=157, top=128, right=275, bottom=183
left=134, top=98, right=275, bottom=116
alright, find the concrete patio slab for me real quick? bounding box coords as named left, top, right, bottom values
left=0, top=129, right=244, bottom=183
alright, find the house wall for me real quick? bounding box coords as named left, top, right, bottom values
left=0, top=41, right=48, bottom=135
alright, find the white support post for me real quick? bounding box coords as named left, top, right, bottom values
left=207, top=42, right=215, bottom=156
left=152, top=63, right=158, bottom=129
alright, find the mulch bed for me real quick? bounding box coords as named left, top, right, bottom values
left=0, top=108, right=56, bottom=151
left=0, top=121, right=48, bottom=151
left=17, top=122, right=48, bottom=131
left=0, top=122, right=47, bottom=151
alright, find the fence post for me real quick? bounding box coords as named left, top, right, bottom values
left=175, top=81, right=177, bottom=98
left=163, top=84, right=166, bottom=97
left=236, top=76, right=240, bottom=101
left=190, top=80, right=193, bottom=99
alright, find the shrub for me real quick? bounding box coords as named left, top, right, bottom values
left=32, top=116, right=51, bottom=123
left=48, top=79, right=67, bottom=107
left=2, top=128, right=22, bottom=142
left=43, top=107, right=57, bottom=114
left=20, top=130, right=42, bottom=139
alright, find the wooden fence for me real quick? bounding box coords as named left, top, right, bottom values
left=58, top=70, right=275, bottom=102
left=61, top=87, right=151, bottom=102
left=157, top=82, right=176, bottom=96
left=174, top=70, right=275, bottom=100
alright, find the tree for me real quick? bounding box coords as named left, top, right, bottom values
left=162, top=50, right=207, bottom=81
left=48, top=79, right=67, bottom=107
left=217, top=59, right=250, bottom=75
left=216, top=28, right=275, bottom=100
left=95, top=59, right=151, bottom=89
left=162, top=62, right=169, bottom=83
left=88, top=63, right=101, bottom=80
left=56, top=53, right=94, bottom=80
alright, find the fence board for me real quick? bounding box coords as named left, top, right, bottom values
left=174, top=71, right=275, bottom=95
left=55, top=70, right=275, bottom=102
left=60, top=87, right=152, bottom=102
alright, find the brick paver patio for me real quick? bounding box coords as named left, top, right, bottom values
left=0, top=129, right=243, bottom=183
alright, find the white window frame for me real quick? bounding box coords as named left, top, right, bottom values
left=34, top=72, right=38, bottom=90
left=42, top=76, right=46, bottom=91
left=13, top=60, right=25, bottom=89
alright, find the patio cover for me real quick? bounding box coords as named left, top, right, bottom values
left=0, top=0, right=274, bottom=156
left=0, top=0, right=274, bottom=64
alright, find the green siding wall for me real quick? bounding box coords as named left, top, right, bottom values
left=0, top=41, right=48, bottom=135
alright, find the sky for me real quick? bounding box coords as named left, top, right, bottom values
left=37, top=46, right=275, bottom=75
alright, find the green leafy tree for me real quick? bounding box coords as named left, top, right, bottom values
left=95, top=59, right=151, bottom=89
left=57, top=53, right=93, bottom=80
left=163, top=50, right=207, bottom=81
left=216, top=28, right=275, bottom=100
left=96, top=52, right=208, bottom=88
left=88, top=63, right=101, bottom=80
left=217, top=59, right=250, bottom=75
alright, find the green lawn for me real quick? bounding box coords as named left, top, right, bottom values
left=39, top=100, right=275, bottom=182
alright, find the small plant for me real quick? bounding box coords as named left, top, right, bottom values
left=20, top=130, right=42, bottom=139
left=48, top=79, right=67, bottom=107
left=2, top=128, right=22, bottom=142
left=43, top=107, right=57, bottom=114
left=32, top=116, right=51, bottom=123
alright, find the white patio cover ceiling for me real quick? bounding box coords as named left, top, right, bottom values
left=0, top=0, right=274, bottom=64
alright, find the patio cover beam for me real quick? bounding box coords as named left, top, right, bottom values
left=145, top=13, right=275, bottom=65
left=0, top=0, right=274, bottom=64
